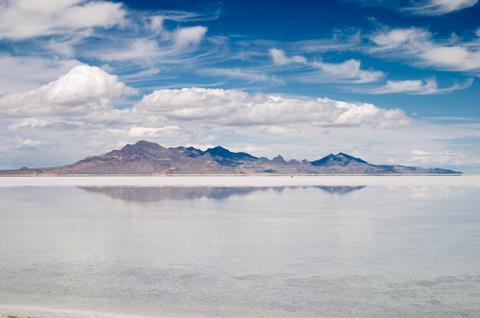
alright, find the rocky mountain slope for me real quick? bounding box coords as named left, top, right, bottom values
left=1, top=140, right=461, bottom=175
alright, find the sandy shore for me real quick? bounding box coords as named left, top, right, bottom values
left=0, top=175, right=479, bottom=188
left=0, top=307, right=185, bottom=318
left=0, top=308, right=147, bottom=318
left=0, top=306, right=297, bottom=318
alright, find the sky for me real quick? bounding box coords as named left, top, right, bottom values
left=0, top=0, right=479, bottom=171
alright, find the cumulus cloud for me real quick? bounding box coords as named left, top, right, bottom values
left=0, top=55, right=81, bottom=94
left=269, top=48, right=383, bottom=83
left=1, top=64, right=479, bottom=171
left=0, top=64, right=136, bottom=117
left=370, top=27, right=480, bottom=73
left=134, top=87, right=409, bottom=127
left=402, top=0, right=478, bottom=15
left=364, top=78, right=474, bottom=94
left=0, top=64, right=407, bottom=130
left=108, top=125, right=180, bottom=138
left=0, top=0, right=126, bottom=40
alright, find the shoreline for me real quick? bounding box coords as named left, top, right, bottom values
left=0, top=172, right=466, bottom=177
left=0, top=306, right=163, bottom=318
left=0, top=175, right=478, bottom=187
left=0, top=305, right=301, bottom=318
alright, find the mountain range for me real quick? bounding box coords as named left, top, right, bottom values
left=1, top=140, right=461, bottom=175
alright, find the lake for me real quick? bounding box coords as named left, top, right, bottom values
left=1, top=177, right=479, bottom=318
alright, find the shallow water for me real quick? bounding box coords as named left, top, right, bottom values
left=1, top=180, right=480, bottom=317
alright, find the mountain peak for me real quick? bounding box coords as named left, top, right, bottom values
left=272, top=155, right=285, bottom=163
left=209, top=145, right=229, bottom=152
left=135, top=140, right=158, bottom=147
left=205, top=146, right=257, bottom=160
left=336, top=152, right=367, bottom=163
left=122, top=140, right=158, bottom=150
left=118, top=140, right=166, bottom=157
left=311, top=152, right=367, bottom=166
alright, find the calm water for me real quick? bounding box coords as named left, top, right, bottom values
left=1, top=182, right=480, bottom=317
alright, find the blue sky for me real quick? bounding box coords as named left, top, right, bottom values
left=0, top=0, right=479, bottom=171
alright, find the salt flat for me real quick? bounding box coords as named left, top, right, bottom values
left=0, top=175, right=479, bottom=187
left=2, top=181, right=480, bottom=317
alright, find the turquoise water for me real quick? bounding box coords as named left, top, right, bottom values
left=1, top=184, right=479, bottom=317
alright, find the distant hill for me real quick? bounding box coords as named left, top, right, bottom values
left=0, top=140, right=461, bottom=175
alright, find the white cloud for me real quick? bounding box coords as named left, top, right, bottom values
left=174, top=26, right=207, bottom=48
left=108, top=125, right=183, bottom=138
left=0, top=2, right=211, bottom=65
left=310, top=59, right=384, bottom=83
left=370, top=28, right=430, bottom=48
left=410, top=148, right=480, bottom=166
left=364, top=78, right=474, bottom=94
left=403, top=0, right=478, bottom=15
left=412, top=149, right=432, bottom=157
left=127, top=126, right=180, bottom=138
left=1, top=64, right=479, bottom=171
left=121, top=68, right=161, bottom=80
left=0, top=0, right=126, bottom=40
left=370, top=27, right=480, bottom=73
left=93, top=39, right=162, bottom=61
left=200, top=67, right=281, bottom=83
left=269, top=48, right=383, bottom=83
left=421, top=46, right=480, bottom=71
left=134, top=87, right=409, bottom=127
left=269, top=48, right=307, bottom=65
left=90, top=25, right=207, bottom=62
left=8, top=118, right=52, bottom=130
left=350, top=0, right=478, bottom=15
left=149, top=16, right=165, bottom=34
left=0, top=64, right=136, bottom=117
left=14, top=137, right=48, bottom=149
left=286, top=30, right=362, bottom=54
left=0, top=55, right=81, bottom=94
left=261, top=126, right=300, bottom=135
left=44, top=30, right=91, bottom=57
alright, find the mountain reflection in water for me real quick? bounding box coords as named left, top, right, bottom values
left=78, top=185, right=365, bottom=202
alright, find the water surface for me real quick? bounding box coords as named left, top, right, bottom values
left=1, top=180, right=479, bottom=317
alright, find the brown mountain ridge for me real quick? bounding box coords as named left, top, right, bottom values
left=1, top=140, right=461, bottom=175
